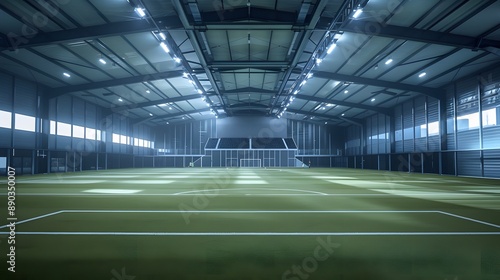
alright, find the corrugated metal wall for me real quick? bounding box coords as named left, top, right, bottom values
left=342, top=66, right=500, bottom=178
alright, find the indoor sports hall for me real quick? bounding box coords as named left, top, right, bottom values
left=0, top=0, right=499, bottom=279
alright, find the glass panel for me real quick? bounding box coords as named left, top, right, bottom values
left=112, top=133, right=120, bottom=143
left=57, top=122, right=72, bottom=137
left=14, top=113, right=36, bottom=132
left=73, top=125, right=85, bottom=139
left=0, top=110, right=12, bottom=129
left=86, top=128, right=96, bottom=140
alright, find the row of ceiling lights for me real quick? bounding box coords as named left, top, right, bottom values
left=277, top=3, right=366, bottom=119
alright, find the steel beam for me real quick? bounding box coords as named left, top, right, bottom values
left=287, top=108, right=343, bottom=121
left=296, top=94, right=391, bottom=115
left=50, top=70, right=185, bottom=98
left=312, top=71, right=442, bottom=99
left=111, top=94, right=200, bottom=112
left=342, top=20, right=500, bottom=51
left=0, top=17, right=182, bottom=51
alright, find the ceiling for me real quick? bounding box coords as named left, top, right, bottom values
left=1, top=0, right=499, bottom=126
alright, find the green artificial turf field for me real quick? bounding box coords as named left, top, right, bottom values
left=1, top=167, right=500, bottom=280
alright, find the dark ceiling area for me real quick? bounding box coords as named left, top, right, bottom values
left=1, top=0, right=499, bottom=126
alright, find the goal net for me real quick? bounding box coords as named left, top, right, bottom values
left=240, top=159, right=262, bottom=168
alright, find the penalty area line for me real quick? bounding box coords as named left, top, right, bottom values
left=0, top=210, right=64, bottom=229
left=438, top=211, right=500, bottom=229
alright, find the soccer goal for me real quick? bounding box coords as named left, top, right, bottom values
left=240, top=159, right=262, bottom=168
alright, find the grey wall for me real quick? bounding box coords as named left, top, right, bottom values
left=216, top=116, right=287, bottom=138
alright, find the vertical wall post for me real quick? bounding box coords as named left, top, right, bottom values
left=477, top=80, right=484, bottom=177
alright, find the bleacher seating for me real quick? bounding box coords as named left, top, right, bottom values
left=205, top=138, right=297, bottom=150
left=218, top=138, right=250, bottom=149
left=204, top=138, right=219, bottom=149
left=284, top=138, right=297, bottom=149
left=251, top=138, right=286, bottom=149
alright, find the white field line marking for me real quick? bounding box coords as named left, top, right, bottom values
left=60, top=209, right=438, bottom=214
left=438, top=211, right=500, bottom=229
left=2, top=231, right=500, bottom=236
left=0, top=193, right=392, bottom=197
left=174, top=188, right=327, bottom=196
left=0, top=211, right=64, bottom=229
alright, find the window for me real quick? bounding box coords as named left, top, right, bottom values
left=395, top=129, right=402, bottom=141
left=120, top=135, right=127, bottom=145
left=112, top=133, right=120, bottom=143
left=403, top=127, right=414, bottom=139
left=0, top=110, right=12, bottom=129
left=15, top=113, right=36, bottom=132
left=100, top=131, right=105, bottom=142
left=86, top=128, right=96, bottom=140
left=139, top=139, right=144, bottom=147
left=73, top=125, right=85, bottom=139
left=134, top=138, right=139, bottom=146
left=483, top=108, right=497, bottom=127
left=50, top=120, right=56, bottom=135
left=57, top=122, right=72, bottom=137
left=428, top=121, right=440, bottom=136
left=457, top=112, right=480, bottom=131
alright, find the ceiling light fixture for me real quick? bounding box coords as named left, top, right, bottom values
left=173, top=56, right=181, bottom=63
left=118, top=98, right=123, bottom=102
left=385, top=58, right=393, bottom=65
left=371, top=98, right=376, bottom=102
left=149, top=113, right=153, bottom=116
left=341, top=113, right=345, bottom=116
left=418, top=72, right=427, bottom=78
left=63, top=72, right=71, bottom=78
left=146, top=90, right=150, bottom=93
left=159, top=32, right=166, bottom=40
left=197, top=89, right=203, bottom=94
left=316, top=58, right=322, bottom=65
left=293, top=90, right=299, bottom=95
left=326, top=43, right=336, bottom=54
left=344, top=90, right=349, bottom=94
left=352, top=7, right=363, bottom=18
left=134, top=7, right=146, bottom=17
left=160, top=42, right=170, bottom=53
left=99, top=58, right=106, bottom=64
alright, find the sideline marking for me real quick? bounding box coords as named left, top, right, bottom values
left=2, top=231, right=500, bottom=236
